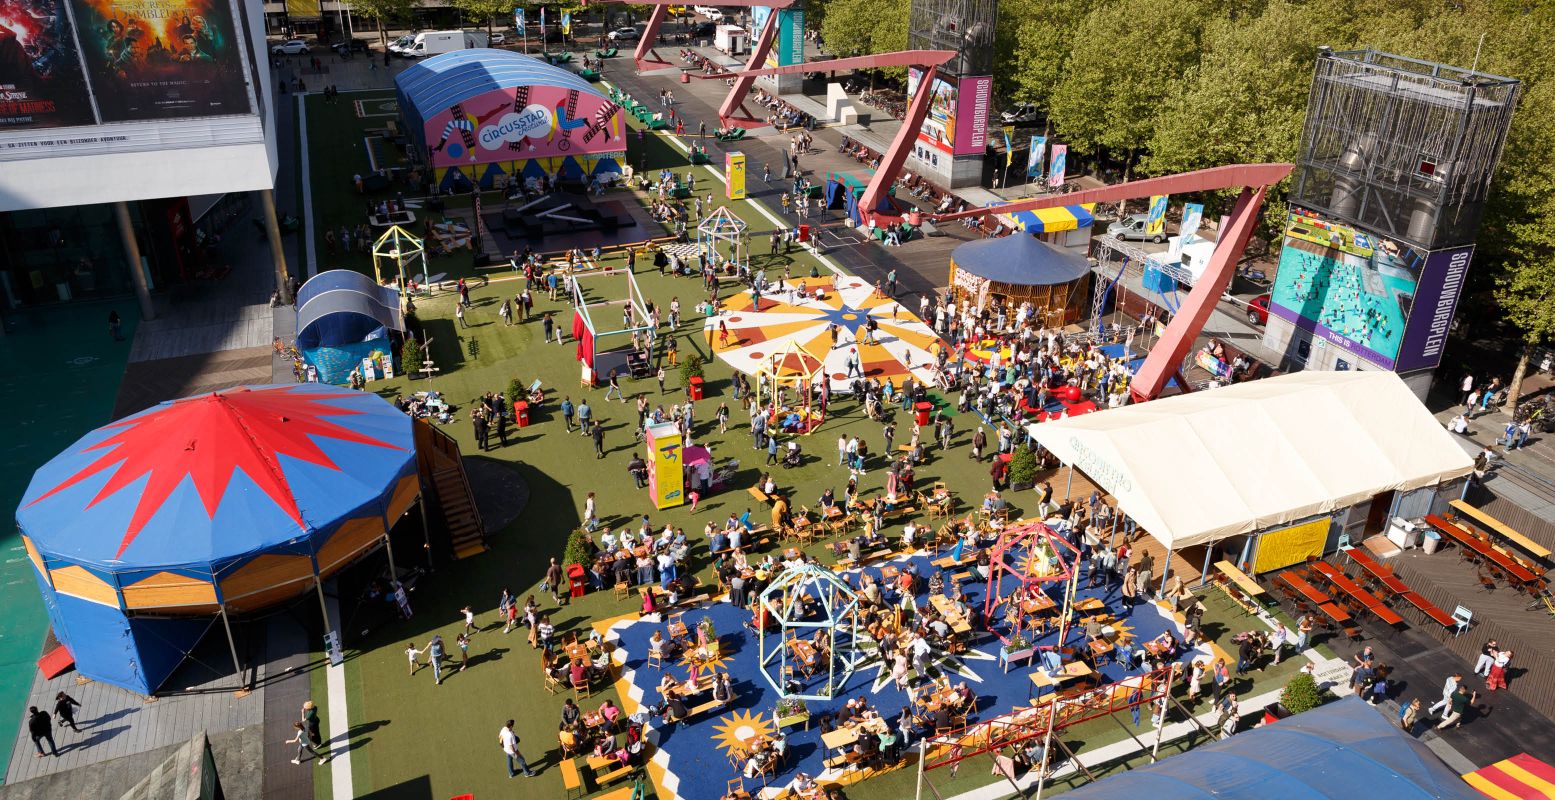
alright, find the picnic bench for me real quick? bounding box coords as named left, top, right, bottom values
left=748, top=486, right=771, bottom=504
left=1277, top=571, right=1358, bottom=636
left=1426, top=514, right=1541, bottom=584
left=561, top=757, right=584, bottom=798
left=1311, top=561, right=1403, bottom=626
left=1344, top=548, right=1458, bottom=628
left=1212, top=560, right=1265, bottom=615
left=1450, top=500, right=1553, bottom=561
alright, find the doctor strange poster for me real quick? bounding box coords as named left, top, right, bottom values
left=70, top=0, right=250, bottom=121
left=0, top=0, right=95, bottom=129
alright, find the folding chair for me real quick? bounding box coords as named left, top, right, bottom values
left=615, top=579, right=631, bottom=601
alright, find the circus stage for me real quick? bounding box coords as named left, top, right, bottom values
left=705, top=277, right=946, bottom=391
left=598, top=547, right=1212, bottom=799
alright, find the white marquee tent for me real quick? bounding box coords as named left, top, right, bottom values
left=1025, top=371, right=1474, bottom=550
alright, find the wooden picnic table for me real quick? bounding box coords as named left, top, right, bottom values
left=1214, top=560, right=1267, bottom=597
left=1278, top=571, right=1353, bottom=626
left=1450, top=500, right=1553, bottom=560
left=1020, top=594, right=1056, bottom=615
left=1311, top=561, right=1403, bottom=626
left=1428, top=515, right=1541, bottom=583
left=1029, top=662, right=1093, bottom=696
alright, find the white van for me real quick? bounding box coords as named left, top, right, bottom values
left=1145, top=235, right=1219, bottom=288
left=401, top=30, right=467, bottom=58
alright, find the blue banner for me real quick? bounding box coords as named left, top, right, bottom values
left=514, top=7, right=525, bottom=35
left=1027, top=135, right=1046, bottom=179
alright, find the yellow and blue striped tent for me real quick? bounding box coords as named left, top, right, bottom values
left=1009, top=203, right=1096, bottom=234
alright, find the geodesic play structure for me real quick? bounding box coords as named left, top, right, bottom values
left=982, top=519, right=1082, bottom=646
left=756, top=562, right=866, bottom=700
left=697, top=205, right=751, bottom=272
left=757, top=339, right=827, bottom=435
left=371, top=225, right=426, bottom=299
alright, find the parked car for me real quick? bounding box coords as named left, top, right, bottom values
left=689, top=21, right=716, bottom=37
left=332, top=38, right=370, bottom=55
left=270, top=39, right=310, bottom=55
left=489, top=31, right=506, bottom=45
left=1246, top=293, right=1272, bottom=325
left=388, top=34, right=415, bottom=55
left=1000, top=102, right=1040, bottom=125
left=1107, top=213, right=1166, bottom=243
left=607, top=26, right=642, bottom=42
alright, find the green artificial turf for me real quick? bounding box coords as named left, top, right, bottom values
left=295, top=97, right=1312, bottom=799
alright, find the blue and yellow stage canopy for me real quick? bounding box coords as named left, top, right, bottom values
left=1010, top=203, right=1096, bottom=234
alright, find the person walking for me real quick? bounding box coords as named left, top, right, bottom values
left=500, top=719, right=536, bottom=777
left=302, top=700, right=325, bottom=753
left=499, top=299, right=512, bottom=326
left=53, top=692, right=82, bottom=732
left=577, top=399, right=593, bottom=435
left=561, top=396, right=576, bottom=432
left=456, top=632, right=472, bottom=672
left=426, top=634, right=447, bottom=685
left=657, top=366, right=667, bottom=394
left=1427, top=673, right=1461, bottom=717
left=592, top=420, right=606, bottom=458
left=1399, top=698, right=1422, bottom=733
left=546, top=558, right=566, bottom=604
left=605, top=369, right=625, bottom=402
left=1436, top=684, right=1477, bottom=729
left=28, top=707, right=57, bottom=757
left=406, top=641, right=424, bottom=676
left=288, top=721, right=329, bottom=764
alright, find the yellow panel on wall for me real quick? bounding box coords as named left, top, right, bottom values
left=318, top=517, right=386, bottom=574
left=385, top=474, right=421, bottom=522
left=220, top=554, right=316, bottom=604
left=1252, top=517, right=1332, bottom=574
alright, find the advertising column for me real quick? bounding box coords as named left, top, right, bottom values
left=726, top=151, right=746, bottom=200
left=644, top=421, right=685, bottom=510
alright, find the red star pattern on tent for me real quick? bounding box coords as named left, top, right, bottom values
left=26, top=386, right=404, bottom=559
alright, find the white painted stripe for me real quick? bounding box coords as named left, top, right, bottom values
left=324, top=593, right=352, bottom=800
left=297, top=94, right=318, bottom=277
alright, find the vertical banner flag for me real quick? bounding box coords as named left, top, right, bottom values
left=1027, top=135, right=1047, bottom=179
left=1048, top=144, right=1067, bottom=188
left=1002, top=127, right=1014, bottom=167
left=539, top=6, right=546, bottom=35
left=514, top=7, right=525, bottom=34
left=1146, top=195, right=1167, bottom=236
left=561, top=11, right=571, bottom=35
left=1171, top=202, right=1204, bottom=257
left=726, top=151, right=747, bottom=200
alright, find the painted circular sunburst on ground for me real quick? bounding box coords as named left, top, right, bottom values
left=711, top=708, right=773, bottom=755
left=704, top=277, right=947, bottom=391
left=679, top=648, right=733, bottom=674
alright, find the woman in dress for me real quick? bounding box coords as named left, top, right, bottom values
left=1486, top=648, right=1513, bottom=691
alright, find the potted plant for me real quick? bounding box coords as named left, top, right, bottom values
left=697, top=616, right=717, bottom=643
left=1009, top=446, right=1038, bottom=492
left=507, top=377, right=527, bottom=413
left=774, top=697, right=810, bottom=729
left=1280, top=672, right=1324, bottom=714
left=400, top=339, right=423, bottom=381
left=1000, top=632, right=1036, bottom=670
left=562, top=528, right=594, bottom=580
left=681, top=354, right=706, bottom=398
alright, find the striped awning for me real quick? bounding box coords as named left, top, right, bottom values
left=1010, top=204, right=1096, bottom=234
left=1463, top=754, right=1555, bottom=799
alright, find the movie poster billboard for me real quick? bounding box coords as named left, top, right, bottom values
left=69, top=0, right=252, bottom=122
left=1268, top=208, right=1445, bottom=370
left=906, top=69, right=990, bottom=158
left=0, top=0, right=95, bottom=129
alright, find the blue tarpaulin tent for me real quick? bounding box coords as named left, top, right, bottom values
left=16, top=385, right=419, bottom=694
left=1056, top=697, right=1481, bottom=800
left=295, top=270, right=406, bottom=385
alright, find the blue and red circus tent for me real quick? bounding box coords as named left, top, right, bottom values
left=15, top=384, right=419, bottom=695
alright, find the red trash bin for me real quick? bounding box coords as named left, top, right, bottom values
left=914, top=401, right=932, bottom=426
left=689, top=376, right=705, bottom=400
left=798, top=224, right=810, bottom=242
left=567, top=563, right=587, bottom=598
left=906, top=211, right=923, bottom=227
left=680, top=70, right=691, bottom=84
left=515, top=400, right=530, bottom=427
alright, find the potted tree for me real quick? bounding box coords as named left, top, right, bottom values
left=681, top=354, right=706, bottom=399
left=562, top=528, right=594, bottom=595
left=1009, top=447, right=1039, bottom=492
left=400, top=339, right=423, bottom=381
left=1280, top=672, right=1323, bottom=714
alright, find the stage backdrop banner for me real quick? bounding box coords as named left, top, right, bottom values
left=645, top=421, right=684, bottom=510
left=1252, top=517, right=1332, bottom=574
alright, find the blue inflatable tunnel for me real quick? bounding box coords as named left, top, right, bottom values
left=295, top=270, right=406, bottom=385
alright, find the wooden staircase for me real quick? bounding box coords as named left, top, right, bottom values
left=414, top=418, right=488, bottom=559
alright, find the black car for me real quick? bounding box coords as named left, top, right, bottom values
left=332, top=38, right=371, bottom=55
left=689, top=22, right=715, bottom=37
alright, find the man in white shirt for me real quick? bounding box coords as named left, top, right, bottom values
left=1427, top=673, right=1460, bottom=717
left=1447, top=413, right=1469, bottom=435
left=500, top=720, right=535, bottom=777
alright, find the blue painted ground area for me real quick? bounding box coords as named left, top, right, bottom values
left=609, top=548, right=1200, bottom=798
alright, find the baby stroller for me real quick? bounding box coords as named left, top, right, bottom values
left=782, top=442, right=803, bottom=469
